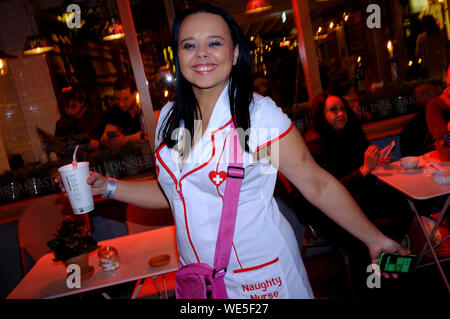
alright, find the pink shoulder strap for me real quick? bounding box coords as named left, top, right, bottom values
left=213, top=121, right=244, bottom=275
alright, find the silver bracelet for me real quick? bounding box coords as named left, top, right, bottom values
left=103, top=178, right=118, bottom=199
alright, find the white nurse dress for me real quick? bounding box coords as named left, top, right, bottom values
left=154, top=86, right=314, bottom=299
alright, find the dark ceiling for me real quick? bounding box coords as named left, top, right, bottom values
left=172, top=0, right=364, bottom=39
left=31, top=0, right=363, bottom=40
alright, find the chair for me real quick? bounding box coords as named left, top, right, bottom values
left=125, top=204, right=176, bottom=299
left=300, top=224, right=332, bottom=259
left=17, top=193, right=90, bottom=276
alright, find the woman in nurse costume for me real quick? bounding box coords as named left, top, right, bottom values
left=63, top=3, right=408, bottom=298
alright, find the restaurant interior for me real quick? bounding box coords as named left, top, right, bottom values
left=0, top=0, right=449, bottom=299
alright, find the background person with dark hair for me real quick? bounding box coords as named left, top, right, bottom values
left=302, top=92, right=414, bottom=296
left=55, top=86, right=105, bottom=150
left=415, top=14, right=447, bottom=81
left=100, top=76, right=144, bottom=147
left=426, top=63, right=450, bottom=161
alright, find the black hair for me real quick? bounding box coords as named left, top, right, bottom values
left=310, top=92, right=364, bottom=140
left=421, top=14, right=440, bottom=35
left=307, top=92, right=368, bottom=171
left=158, top=2, right=253, bottom=152
left=58, top=85, right=88, bottom=118
left=113, top=75, right=137, bottom=92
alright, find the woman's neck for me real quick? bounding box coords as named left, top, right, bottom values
left=192, top=82, right=227, bottom=121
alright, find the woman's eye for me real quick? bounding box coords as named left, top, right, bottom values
left=181, top=43, right=196, bottom=50
left=209, top=41, right=223, bottom=47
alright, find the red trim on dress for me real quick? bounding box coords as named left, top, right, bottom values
left=156, top=144, right=201, bottom=261
left=157, top=119, right=234, bottom=264
left=214, top=130, right=231, bottom=199
left=178, top=186, right=200, bottom=263
left=156, top=144, right=178, bottom=186
left=233, top=257, right=279, bottom=274
left=255, top=122, right=294, bottom=152
left=179, top=118, right=233, bottom=186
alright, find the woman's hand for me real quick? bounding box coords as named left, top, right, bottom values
left=53, top=171, right=108, bottom=197
left=367, top=235, right=410, bottom=279
left=378, top=152, right=392, bottom=166
left=52, top=172, right=66, bottom=193
left=86, top=171, right=108, bottom=196
left=360, top=145, right=380, bottom=176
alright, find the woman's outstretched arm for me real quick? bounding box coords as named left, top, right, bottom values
left=56, top=172, right=170, bottom=209
left=264, top=127, right=408, bottom=266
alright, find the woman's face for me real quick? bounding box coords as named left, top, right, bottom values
left=177, top=12, right=238, bottom=95
left=324, top=95, right=348, bottom=131
left=63, top=100, right=85, bottom=119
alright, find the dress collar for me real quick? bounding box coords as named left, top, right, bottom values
left=205, top=84, right=232, bottom=131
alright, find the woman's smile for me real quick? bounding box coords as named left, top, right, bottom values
left=192, top=63, right=218, bottom=74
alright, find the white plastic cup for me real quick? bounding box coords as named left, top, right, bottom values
left=58, top=162, right=94, bottom=214
left=400, top=156, right=418, bottom=170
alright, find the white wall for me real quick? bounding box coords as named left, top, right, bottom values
left=0, top=0, right=59, bottom=164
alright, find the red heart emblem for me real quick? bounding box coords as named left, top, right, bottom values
left=209, top=171, right=227, bottom=187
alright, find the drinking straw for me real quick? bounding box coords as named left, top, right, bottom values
left=72, top=145, right=79, bottom=169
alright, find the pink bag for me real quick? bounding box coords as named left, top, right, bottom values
left=175, top=263, right=227, bottom=299
left=175, top=123, right=244, bottom=299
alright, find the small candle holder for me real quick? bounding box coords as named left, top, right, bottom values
left=98, top=246, right=120, bottom=272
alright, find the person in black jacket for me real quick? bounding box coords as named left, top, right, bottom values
left=100, top=76, right=144, bottom=147
left=303, top=93, right=413, bottom=248
left=301, top=92, right=414, bottom=297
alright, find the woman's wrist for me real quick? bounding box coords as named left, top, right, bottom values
left=103, top=178, right=118, bottom=199
left=359, top=165, right=369, bottom=177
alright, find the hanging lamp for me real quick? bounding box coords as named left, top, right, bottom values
left=245, top=0, right=272, bottom=14
left=23, top=35, right=54, bottom=55
left=102, top=18, right=125, bottom=41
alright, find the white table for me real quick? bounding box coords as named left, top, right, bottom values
left=7, top=226, right=178, bottom=299
left=373, top=157, right=450, bottom=293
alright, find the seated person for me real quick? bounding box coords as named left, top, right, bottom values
left=426, top=63, right=450, bottom=160
left=400, top=83, right=441, bottom=156
left=101, top=76, right=144, bottom=147
left=301, top=93, right=414, bottom=295
left=55, top=86, right=105, bottom=150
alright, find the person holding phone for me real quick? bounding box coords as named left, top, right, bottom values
left=426, top=63, right=450, bottom=161
left=302, top=92, right=414, bottom=295
left=57, top=4, right=408, bottom=299
left=100, top=76, right=144, bottom=147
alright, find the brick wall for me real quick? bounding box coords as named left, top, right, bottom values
left=0, top=0, right=59, bottom=164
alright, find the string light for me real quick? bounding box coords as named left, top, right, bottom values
left=281, top=11, right=286, bottom=23
left=0, top=59, right=6, bottom=76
